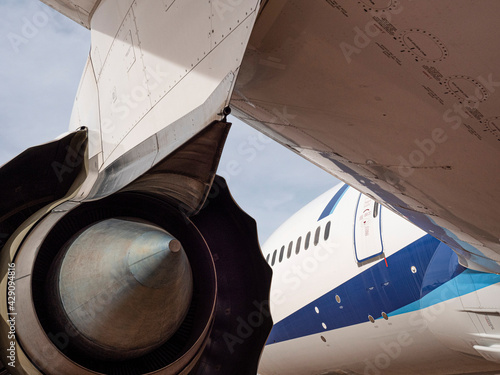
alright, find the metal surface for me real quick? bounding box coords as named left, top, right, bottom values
left=233, top=0, right=500, bottom=273
left=121, top=120, right=231, bottom=216
left=80, top=73, right=237, bottom=202
left=11, top=193, right=217, bottom=374
left=64, top=0, right=261, bottom=202
left=191, top=176, right=273, bottom=375
left=40, top=0, right=100, bottom=28
left=0, top=129, right=87, bottom=252
left=46, top=218, right=193, bottom=361
left=3, top=174, right=272, bottom=374
left=0, top=108, right=259, bottom=375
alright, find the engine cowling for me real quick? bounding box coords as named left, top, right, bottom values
left=0, top=127, right=272, bottom=374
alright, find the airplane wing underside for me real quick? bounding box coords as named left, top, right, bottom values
left=232, top=0, right=500, bottom=273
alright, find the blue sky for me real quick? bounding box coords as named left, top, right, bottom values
left=0, top=0, right=338, bottom=242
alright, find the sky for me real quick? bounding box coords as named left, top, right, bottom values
left=0, top=0, right=338, bottom=243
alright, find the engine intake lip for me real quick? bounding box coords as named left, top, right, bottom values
left=15, top=192, right=217, bottom=375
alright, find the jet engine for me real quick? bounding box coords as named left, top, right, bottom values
left=0, top=123, right=272, bottom=374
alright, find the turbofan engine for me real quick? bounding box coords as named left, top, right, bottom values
left=0, top=123, right=272, bottom=374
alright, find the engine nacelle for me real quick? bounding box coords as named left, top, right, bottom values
left=0, top=127, right=272, bottom=374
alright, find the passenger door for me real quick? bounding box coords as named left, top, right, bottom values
left=354, top=194, right=383, bottom=262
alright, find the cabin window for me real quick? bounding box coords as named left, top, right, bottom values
left=271, top=250, right=277, bottom=266
left=314, top=226, right=321, bottom=246
left=295, top=237, right=302, bottom=254
left=287, top=241, right=293, bottom=259
left=373, top=202, right=379, bottom=218
left=279, top=246, right=285, bottom=262
left=266, top=253, right=270, bottom=263
left=324, top=221, right=331, bottom=241
left=305, top=232, right=311, bottom=250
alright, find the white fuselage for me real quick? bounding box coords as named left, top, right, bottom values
left=258, top=184, right=500, bottom=375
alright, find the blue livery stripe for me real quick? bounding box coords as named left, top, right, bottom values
left=389, top=269, right=500, bottom=317
left=318, top=184, right=349, bottom=221
left=266, top=235, right=500, bottom=346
